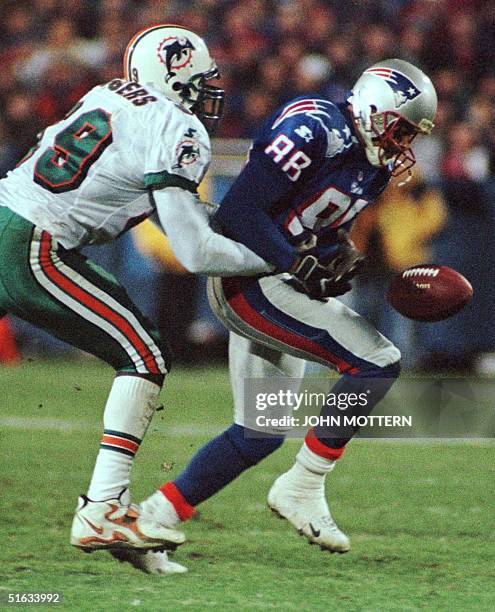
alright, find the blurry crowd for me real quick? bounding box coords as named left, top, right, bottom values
left=1, top=0, right=495, bottom=371
left=1, top=0, right=494, bottom=172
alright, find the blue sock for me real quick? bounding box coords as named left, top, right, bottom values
left=174, top=424, right=284, bottom=506
left=315, top=360, right=401, bottom=448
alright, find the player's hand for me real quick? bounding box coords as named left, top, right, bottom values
left=290, top=254, right=351, bottom=300
left=290, top=230, right=365, bottom=300
left=321, top=229, right=366, bottom=285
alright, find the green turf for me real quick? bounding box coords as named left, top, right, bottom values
left=1, top=362, right=494, bottom=611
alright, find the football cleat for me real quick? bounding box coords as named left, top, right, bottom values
left=139, top=490, right=182, bottom=528
left=109, top=549, right=188, bottom=575
left=70, top=492, right=186, bottom=552
left=267, top=473, right=350, bottom=553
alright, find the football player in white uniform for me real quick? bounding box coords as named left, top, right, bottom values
left=0, top=25, right=284, bottom=569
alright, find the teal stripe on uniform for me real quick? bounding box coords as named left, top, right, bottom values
left=144, top=170, right=198, bottom=193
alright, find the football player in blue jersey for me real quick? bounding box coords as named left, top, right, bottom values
left=132, top=59, right=437, bottom=572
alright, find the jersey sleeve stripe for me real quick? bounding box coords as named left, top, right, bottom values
left=144, top=170, right=198, bottom=193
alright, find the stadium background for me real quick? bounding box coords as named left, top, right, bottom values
left=0, top=0, right=494, bottom=371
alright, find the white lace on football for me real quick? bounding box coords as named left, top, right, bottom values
left=402, top=267, right=439, bottom=278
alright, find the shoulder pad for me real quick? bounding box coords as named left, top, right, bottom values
left=271, top=98, right=334, bottom=130
left=269, top=98, right=356, bottom=159
left=143, top=103, right=211, bottom=191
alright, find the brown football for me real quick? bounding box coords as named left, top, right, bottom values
left=387, top=265, right=473, bottom=322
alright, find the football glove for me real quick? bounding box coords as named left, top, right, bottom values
left=321, top=229, right=365, bottom=284
left=291, top=230, right=365, bottom=300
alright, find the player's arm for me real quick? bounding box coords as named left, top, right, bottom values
left=153, top=187, right=274, bottom=276
left=143, top=111, right=273, bottom=276
left=213, top=115, right=324, bottom=272
left=213, top=154, right=299, bottom=271
left=214, top=107, right=365, bottom=297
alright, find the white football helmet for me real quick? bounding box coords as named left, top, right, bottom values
left=124, top=24, right=224, bottom=131
left=349, top=59, right=437, bottom=175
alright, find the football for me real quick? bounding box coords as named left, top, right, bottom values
left=387, top=265, right=473, bottom=322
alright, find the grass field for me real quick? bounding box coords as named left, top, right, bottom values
left=1, top=361, right=494, bottom=611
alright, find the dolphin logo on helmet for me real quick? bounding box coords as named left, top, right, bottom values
left=124, top=24, right=225, bottom=133
left=158, top=36, right=196, bottom=82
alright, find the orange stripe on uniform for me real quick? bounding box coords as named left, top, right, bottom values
left=123, top=23, right=186, bottom=79
left=101, top=435, right=140, bottom=454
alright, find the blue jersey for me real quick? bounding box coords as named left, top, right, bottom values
left=214, top=96, right=391, bottom=270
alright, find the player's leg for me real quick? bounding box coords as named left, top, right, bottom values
left=140, top=332, right=305, bottom=526
left=0, top=210, right=184, bottom=551
left=140, top=270, right=399, bottom=557
left=209, top=275, right=401, bottom=551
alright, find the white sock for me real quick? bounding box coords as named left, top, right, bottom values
left=87, top=375, right=161, bottom=501
left=140, top=491, right=180, bottom=527
left=282, top=443, right=336, bottom=493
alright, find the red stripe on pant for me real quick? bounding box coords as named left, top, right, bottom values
left=223, top=278, right=358, bottom=375
left=39, top=232, right=161, bottom=375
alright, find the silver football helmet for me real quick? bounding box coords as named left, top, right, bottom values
left=124, top=24, right=224, bottom=131
left=349, top=59, right=437, bottom=175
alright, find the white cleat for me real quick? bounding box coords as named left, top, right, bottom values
left=109, top=548, right=188, bottom=575
left=71, top=492, right=186, bottom=552
left=139, top=490, right=182, bottom=528
left=267, top=473, right=350, bottom=553
left=104, top=491, right=188, bottom=574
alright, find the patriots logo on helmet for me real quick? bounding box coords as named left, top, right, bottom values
left=365, top=67, right=421, bottom=108
left=157, top=36, right=195, bottom=82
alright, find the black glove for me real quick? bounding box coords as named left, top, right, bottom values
left=291, top=230, right=365, bottom=300
left=321, top=229, right=366, bottom=284
left=290, top=254, right=349, bottom=299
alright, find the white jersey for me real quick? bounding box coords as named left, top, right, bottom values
left=0, top=79, right=211, bottom=249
